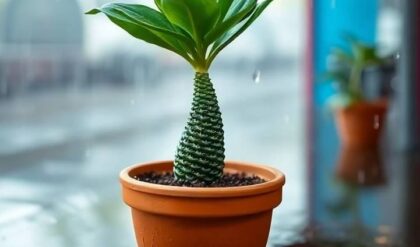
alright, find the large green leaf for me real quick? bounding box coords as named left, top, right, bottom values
left=205, top=0, right=256, bottom=45
left=207, top=0, right=273, bottom=67
left=86, top=3, right=194, bottom=64
left=154, top=0, right=220, bottom=42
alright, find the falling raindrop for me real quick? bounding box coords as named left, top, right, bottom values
left=374, top=115, right=380, bottom=130
left=252, top=69, right=261, bottom=84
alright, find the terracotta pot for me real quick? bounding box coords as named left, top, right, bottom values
left=335, top=145, right=386, bottom=187
left=335, top=100, right=388, bottom=147
left=120, top=160, right=285, bottom=247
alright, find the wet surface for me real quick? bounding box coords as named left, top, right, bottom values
left=300, top=103, right=420, bottom=247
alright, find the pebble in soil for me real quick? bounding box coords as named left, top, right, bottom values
left=133, top=172, right=266, bottom=187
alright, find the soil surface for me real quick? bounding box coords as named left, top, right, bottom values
left=133, top=172, right=266, bottom=187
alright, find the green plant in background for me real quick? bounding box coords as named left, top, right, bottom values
left=87, top=0, right=274, bottom=182
left=323, top=36, right=386, bottom=108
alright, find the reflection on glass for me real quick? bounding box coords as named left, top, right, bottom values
left=335, top=145, right=386, bottom=187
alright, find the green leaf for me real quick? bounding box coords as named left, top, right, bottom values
left=113, top=4, right=190, bottom=40
left=207, top=0, right=273, bottom=67
left=86, top=3, right=195, bottom=64
left=86, top=9, right=100, bottom=15
left=205, top=0, right=257, bottom=45
left=344, top=35, right=383, bottom=66
left=224, top=0, right=257, bottom=20
left=320, top=71, right=349, bottom=84
left=218, top=0, right=234, bottom=21
left=154, top=0, right=220, bottom=42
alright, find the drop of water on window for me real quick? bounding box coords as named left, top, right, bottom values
left=374, top=114, right=380, bottom=130
left=252, top=69, right=261, bottom=84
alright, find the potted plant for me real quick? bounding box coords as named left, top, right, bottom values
left=87, top=1, right=285, bottom=247
left=323, top=36, right=389, bottom=147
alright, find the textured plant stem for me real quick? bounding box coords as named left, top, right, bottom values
left=174, top=72, right=225, bottom=182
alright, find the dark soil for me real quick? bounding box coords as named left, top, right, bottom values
left=133, top=172, right=266, bottom=187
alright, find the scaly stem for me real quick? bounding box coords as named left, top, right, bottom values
left=174, top=73, right=225, bottom=182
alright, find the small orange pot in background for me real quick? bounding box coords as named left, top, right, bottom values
left=120, top=160, right=285, bottom=247
left=335, top=100, right=388, bottom=147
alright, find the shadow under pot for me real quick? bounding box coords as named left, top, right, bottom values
left=120, top=160, right=285, bottom=247
left=335, top=100, right=388, bottom=147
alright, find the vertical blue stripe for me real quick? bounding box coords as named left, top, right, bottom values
left=314, top=0, right=378, bottom=105
left=312, top=0, right=379, bottom=227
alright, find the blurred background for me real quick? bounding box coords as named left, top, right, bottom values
left=0, top=0, right=418, bottom=246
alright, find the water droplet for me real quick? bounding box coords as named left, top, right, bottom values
left=358, top=170, right=365, bottom=183
left=374, top=115, right=380, bottom=130
left=130, top=99, right=136, bottom=105
left=394, top=53, right=400, bottom=61
left=252, top=69, right=261, bottom=84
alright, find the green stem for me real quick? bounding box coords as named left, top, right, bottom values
left=194, top=41, right=207, bottom=72
left=349, top=64, right=363, bottom=101
left=174, top=72, right=225, bottom=182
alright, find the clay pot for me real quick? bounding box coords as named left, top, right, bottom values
left=335, top=100, right=388, bottom=147
left=120, top=160, right=285, bottom=247
left=336, top=145, right=386, bottom=186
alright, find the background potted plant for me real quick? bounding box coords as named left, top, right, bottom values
left=323, top=36, right=391, bottom=147
left=87, top=1, right=285, bottom=246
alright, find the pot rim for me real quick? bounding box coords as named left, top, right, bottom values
left=120, top=160, right=285, bottom=198
left=336, top=99, right=388, bottom=112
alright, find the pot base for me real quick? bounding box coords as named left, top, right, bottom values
left=132, top=209, right=272, bottom=247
